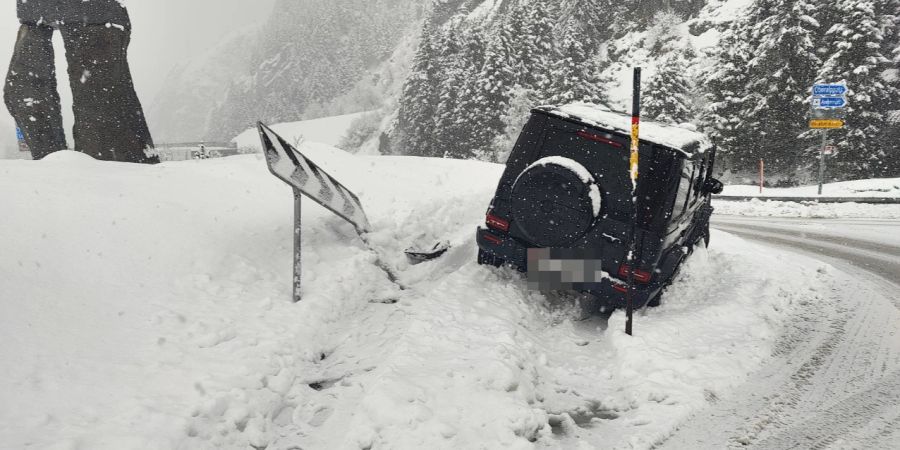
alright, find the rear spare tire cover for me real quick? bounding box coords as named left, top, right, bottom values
left=510, top=156, right=601, bottom=247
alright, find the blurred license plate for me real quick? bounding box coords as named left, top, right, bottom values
left=527, top=248, right=607, bottom=291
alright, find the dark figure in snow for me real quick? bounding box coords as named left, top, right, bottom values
left=4, top=0, right=157, bottom=163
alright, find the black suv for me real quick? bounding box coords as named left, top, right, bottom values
left=476, top=103, right=723, bottom=308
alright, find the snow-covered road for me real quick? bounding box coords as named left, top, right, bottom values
left=658, top=216, right=900, bottom=449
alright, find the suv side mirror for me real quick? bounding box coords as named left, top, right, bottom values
left=702, top=178, right=724, bottom=195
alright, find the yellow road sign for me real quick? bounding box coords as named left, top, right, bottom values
left=630, top=123, right=639, bottom=180
left=810, top=119, right=844, bottom=129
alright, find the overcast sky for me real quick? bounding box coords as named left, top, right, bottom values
left=0, top=0, right=277, bottom=157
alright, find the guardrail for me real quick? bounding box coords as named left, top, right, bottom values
left=713, top=196, right=900, bottom=205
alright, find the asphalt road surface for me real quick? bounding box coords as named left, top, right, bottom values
left=656, top=215, right=900, bottom=449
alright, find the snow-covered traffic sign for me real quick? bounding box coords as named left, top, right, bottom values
left=812, top=97, right=847, bottom=109
left=258, top=122, right=370, bottom=234
left=813, top=84, right=847, bottom=96
left=258, top=122, right=372, bottom=303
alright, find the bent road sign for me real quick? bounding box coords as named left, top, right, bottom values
left=812, top=97, right=847, bottom=109
left=813, top=84, right=847, bottom=96
left=810, top=119, right=845, bottom=129
left=258, top=122, right=371, bottom=233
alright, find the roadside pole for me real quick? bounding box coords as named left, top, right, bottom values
left=759, top=159, right=764, bottom=194
left=818, top=130, right=827, bottom=196
left=293, top=189, right=303, bottom=303
left=626, top=67, right=641, bottom=337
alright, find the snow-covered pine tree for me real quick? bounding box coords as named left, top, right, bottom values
left=492, top=86, right=538, bottom=163
left=706, top=0, right=820, bottom=178
left=745, top=0, right=821, bottom=177
left=701, top=9, right=757, bottom=171
left=559, top=0, right=621, bottom=46
left=816, top=0, right=898, bottom=178
left=433, top=19, right=470, bottom=158
left=397, top=19, right=441, bottom=157
left=546, top=32, right=610, bottom=106
left=434, top=19, right=491, bottom=159
left=644, top=52, right=695, bottom=124
left=876, top=0, right=900, bottom=176
left=507, top=0, right=556, bottom=92
left=470, top=18, right=518, bottom=161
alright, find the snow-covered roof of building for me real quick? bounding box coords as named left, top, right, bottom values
left=534, top=103, right=712, bottom=156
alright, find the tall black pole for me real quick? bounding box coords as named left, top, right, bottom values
left=293, top=189, right=302, bottom=303
left=626, top=67, right=641, bottom=337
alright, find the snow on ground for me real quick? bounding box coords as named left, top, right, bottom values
left=714, top=199, right=900, bottom=219
left=722, top=178, right=900, bottom=198
left=232, top=111, right=370, bottom=150
left=715, top=178, right=900, bottom=219
left=1, top=145, right=837, bottom=449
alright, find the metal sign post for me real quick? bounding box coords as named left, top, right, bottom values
left=625, top=67, right=641, bottom=337
left=810, top=83, right=847, bottom=196
left=258, top=122, right=373, bottom=302
left=293, top=189, right=303, bottom=303
left=818, top=131, right=827, bottom=196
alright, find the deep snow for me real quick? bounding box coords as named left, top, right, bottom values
left=232, top=111, right=371, bottom=151
left=714, top=198, right=900, bottom=219
left=0, top=135, right=846, bottom=449
left=722, top=178, right=900, bottom=198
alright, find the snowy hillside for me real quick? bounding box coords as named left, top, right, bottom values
left=232, top=111, right=371, bottom=150
left=390, top=0, right=900, bottom=180
left=0, top=143, right=846, bottom=448
left=150, top=0, right=425, bottom=142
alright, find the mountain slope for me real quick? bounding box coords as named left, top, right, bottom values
left=149, top=0, right=425, bottom=143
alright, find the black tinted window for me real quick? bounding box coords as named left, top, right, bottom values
left=672, top=162, right=692, bottom=220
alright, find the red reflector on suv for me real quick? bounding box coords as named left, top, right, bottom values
left=618, top=265, right=652, bottom=284
left=482, top=232, right=503, bottom=245
left=577, top=130, right=624, bottom=148
left=486, top=213, right=510, bottom=232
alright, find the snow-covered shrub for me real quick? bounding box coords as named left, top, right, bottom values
left=338, top=111, right=384, bottom=152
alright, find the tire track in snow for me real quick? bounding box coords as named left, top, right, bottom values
left=657, top=218, right=900, bottom=449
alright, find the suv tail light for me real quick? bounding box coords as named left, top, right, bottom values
left=618, top=264, right=652, bottom=284
left=486, top=213, right=510, bottom=232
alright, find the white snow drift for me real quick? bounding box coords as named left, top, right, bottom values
left=1, top=141, right=841, bottom=449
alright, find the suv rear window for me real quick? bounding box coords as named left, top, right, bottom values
left=537, top=122, right=676, bottom=231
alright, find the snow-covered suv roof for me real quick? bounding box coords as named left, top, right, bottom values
left=534, top=102, right=712, bottom=157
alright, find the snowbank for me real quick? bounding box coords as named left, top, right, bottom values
left=232, top=111, right=370, bottom=150
left=714, top=198, right=900, bottom=219
left=1, top=146, right=836, bottom=449
left=722, top=178, right=900, bottom=198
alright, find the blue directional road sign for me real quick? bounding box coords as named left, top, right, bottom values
left=813, top=84, right=847, bottom=96
left=812, top=97, right=847, bottom=109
